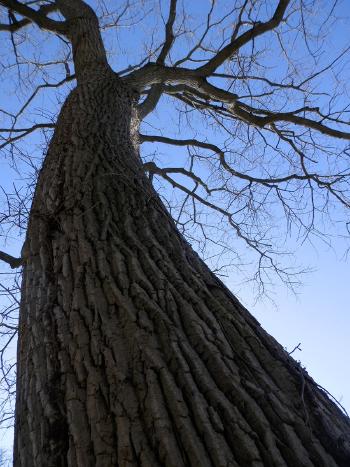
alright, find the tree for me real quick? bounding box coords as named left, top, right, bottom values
left=0, top=0, right=349, bottom=465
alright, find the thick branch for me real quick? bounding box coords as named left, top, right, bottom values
left=127, top=63, right=238, bottom=105
left=55, top=0, right=110, bottom=80
left=234, top=103, right=350, bottom=141
left=0, top=2, right=58, bottom=32
left=157, top=0, right=177, bottom=64
left=55, top=0, right=99, bottom=21
left=198, top=0, right=291, bottom=75
left=0, top=250, right=22, bottom=269
left=0, top=1, right=66, bottom=33
left=139, top=0, right=178, bottom=119
left=134, top=68, right=350, bottom=141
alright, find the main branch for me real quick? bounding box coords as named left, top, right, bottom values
left=0, top=0, right=66, bottom=33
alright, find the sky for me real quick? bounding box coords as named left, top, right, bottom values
left=238, top=241, right=350, bottom=415
left=1, top=0, right=350, bottom=457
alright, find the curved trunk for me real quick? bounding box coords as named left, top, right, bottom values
left=13, top=71, right=350, bottom=466
left=13, top=2, right=350, bottom=465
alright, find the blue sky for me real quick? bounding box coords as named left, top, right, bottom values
left=240, top=241, right=350, bottom=415
left=1, top=0, right=350, bottom=455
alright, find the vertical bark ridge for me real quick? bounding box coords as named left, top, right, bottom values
left=14, top=75, right=350, bottom=467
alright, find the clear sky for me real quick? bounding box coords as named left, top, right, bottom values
left=236, top=241, right=350, bottom=416
left=1, top=0, right=350, bottom=457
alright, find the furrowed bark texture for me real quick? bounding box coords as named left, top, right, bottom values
left=13, top=71, right=350, bottom=467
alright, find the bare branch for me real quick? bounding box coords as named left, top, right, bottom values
left=134, top=66, right=350, bottom=141
left=234, top=102, right=350, bottom=141
left=156, top=0, right=177, bottom=65
left=0, top=0, right=66, bottom=33
left=0, top=251, right=22, bottom=269
left=139, top=0, right=178, bottom=119
left=140, top=133, right=350, bottom=187
left=0, top=123, right=56, bottom=150
left=198, top=0, right=291, bottom=75
left=143, top=160, right=212, bottom=194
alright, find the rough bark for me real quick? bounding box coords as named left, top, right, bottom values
left=13, top=68, right=350, bottom=467
left=13, top=2, right=350, bottom=466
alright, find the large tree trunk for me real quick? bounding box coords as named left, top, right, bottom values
left=13, top=2, right=350, bottom=465
left=13, top=70, right=350, bottom=467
